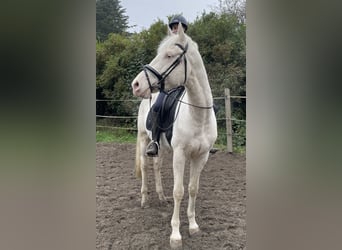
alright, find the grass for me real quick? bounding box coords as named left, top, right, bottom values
left=96, top=129, right=136, bottom=143
left=96, top=127, right=245, bottom=153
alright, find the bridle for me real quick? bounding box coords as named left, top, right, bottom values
left=143, top=43, right=188, bottom=93
left=143, top=42, right=213, bottom=110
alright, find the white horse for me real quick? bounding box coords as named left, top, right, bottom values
left=131, top=23, right=217, bottom=248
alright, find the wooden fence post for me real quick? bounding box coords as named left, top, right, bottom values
left=225, top=88, right=233, bottom=153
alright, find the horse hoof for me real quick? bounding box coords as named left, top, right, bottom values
left=189, top=226, right=200, bottom=235
left=170, top=238, right=182, bottom=249
left=141, top=195, right=148, bottom=208
left=141, top=202, right=150, bottom=209
left=141, top=200, right=148, bottom=208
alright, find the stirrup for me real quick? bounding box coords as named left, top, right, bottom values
left=209, top=148, right=218, bottom=154
left=146, top=141, right=159, bottom=157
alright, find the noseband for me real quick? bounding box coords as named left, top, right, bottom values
left=143, top=43, right=188, bottom=93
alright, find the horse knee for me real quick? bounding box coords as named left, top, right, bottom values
left=188, top=185, right=198, bottom=197
left=173, top=187, right=184, bottom=200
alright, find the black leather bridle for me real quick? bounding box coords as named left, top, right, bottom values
left=143, top=43, right=188, bottom=93
left=143, top=42, right=213, bottom=110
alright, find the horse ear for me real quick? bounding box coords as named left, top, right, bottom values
left=177, top=22, right=185, bottom=41
left=167, top=26, right=172, bottom=36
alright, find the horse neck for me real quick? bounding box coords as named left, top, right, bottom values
left=183, top=66, right=213, bottom=121
left=185, top=63, right=213, bottom=109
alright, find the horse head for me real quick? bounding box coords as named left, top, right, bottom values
left=131, top=23, right=193, bottom=98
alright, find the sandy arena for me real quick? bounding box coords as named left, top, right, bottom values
left=96, top=143, right=246, bottom=250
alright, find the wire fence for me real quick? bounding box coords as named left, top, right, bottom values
left=96, top=89, right=246, bottom=152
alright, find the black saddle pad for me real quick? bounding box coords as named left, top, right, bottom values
left=146, top=86, right=185, bottom=144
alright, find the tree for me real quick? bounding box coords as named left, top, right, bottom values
left=96, top=11, right=246, bottom=148
left=96, top=21, right=167, bottom=117
left=216, top=0, right=246, bottom=24
left=189, top=11, right=246, bottom=148
left=189, top=12, right=245, bottom=97
left=96, top=0, right=129, bottom=41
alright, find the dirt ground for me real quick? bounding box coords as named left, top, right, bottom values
left=96, top=143, right=246, bottom=250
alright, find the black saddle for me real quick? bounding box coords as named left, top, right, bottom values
left=146, top=86, right=185, bottom=144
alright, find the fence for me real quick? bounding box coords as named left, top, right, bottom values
left=96, top=88, right=246, bottom=153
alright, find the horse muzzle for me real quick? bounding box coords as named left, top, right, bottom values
left=131, top=72, right=152, bottom=98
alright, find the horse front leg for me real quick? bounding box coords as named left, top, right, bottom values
left=140, top=164, right=149, bottom=207
left=187, top=154, right=208, bottom=235
left=170, top=148, right=186, bottom=249
left=153, top=155, right=166, bottom=202
left=139, top=141, right=149, bottom=208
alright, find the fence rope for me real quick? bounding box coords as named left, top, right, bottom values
left=96, top=99, right=141, bottom=102
left=96, top=94, right=246, bottom=132
left=97, top=96, right=246, bottom=102
left=96, top=95, right=246, bottom=123
left=96, top=115, right=245, bottom=123
left=96, top=92, right=245, bottom=151
left=96, top=127, right=246, bottom=137
left=96, top=125, right=137, bottom=131
left=96, top=115, right=136, bottom=119
left=218, top=118, right=246, bottom=122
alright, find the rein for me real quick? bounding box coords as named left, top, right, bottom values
left=154, top=86, right=213, bottom=132
left=177, top=97, right=213, bottom=109
left=167, top=86, right=215, bottom=114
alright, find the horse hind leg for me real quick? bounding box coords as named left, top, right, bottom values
left=187, top=154, right=208, bottom=235
left=135, top=136, right=142, bottom=179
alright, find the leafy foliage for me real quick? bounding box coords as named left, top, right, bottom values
left=96, top=10, right=246, bottom=151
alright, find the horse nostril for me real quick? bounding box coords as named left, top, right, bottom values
left=133, top=81, right=139, bottom=90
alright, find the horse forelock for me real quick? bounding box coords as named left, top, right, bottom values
left=157, top=35, right=173, bottom=54
left=157, top=33, right=195, bottom=54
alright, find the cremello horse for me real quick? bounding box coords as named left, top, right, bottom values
left=131, top=23, right=217, bottom=248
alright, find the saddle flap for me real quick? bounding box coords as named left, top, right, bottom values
left=146, top=86, right=185, bottom=143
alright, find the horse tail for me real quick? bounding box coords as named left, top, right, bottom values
left=135, top=133, right=142, bottom=179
